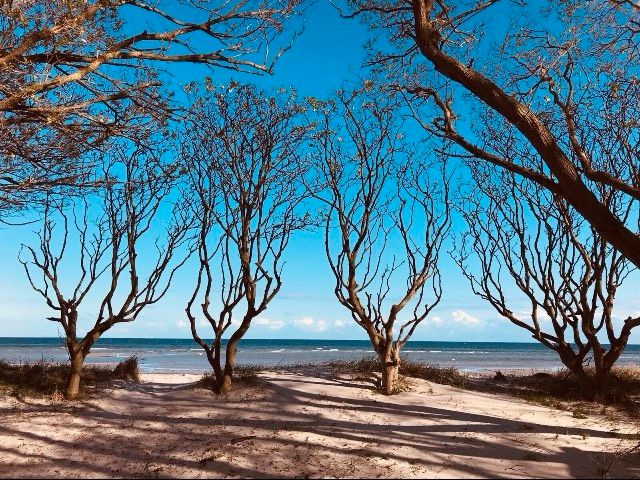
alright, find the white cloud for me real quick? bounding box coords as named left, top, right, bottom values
left=254, top=317, right=285, bottom=330
left=452, top=310, right=480, bottom=325
left=295, top=316, right=328, bottom=332
left=514, top=309, right=552, bottom=324
left=176, top=319, right=188, bottom=328
left=334, top=319, right=347, bottom=328
left=429, top=316, right=444, bottom=326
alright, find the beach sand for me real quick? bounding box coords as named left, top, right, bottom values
left=0, top=370, right=638, bottom=478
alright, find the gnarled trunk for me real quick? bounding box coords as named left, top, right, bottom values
left=379, top=350, right=400, bottom=395
left=410, top=0, right=640, bottom=269
left=209, top=332, right=243, bottom=395
left=559, top=350, right=613, bottom=402
left=208, top=347, right=233, bottom=395
left=217, top=368, right=233, bottom=395
left=207, top=336, right=227, bottom=395
left=218, top=336, right=240, bottom=394
left=65, top=330, right=100, bottom=400
left=66, top=351, right=85, bottom=400
left=574, top=367, right=612, bottom=403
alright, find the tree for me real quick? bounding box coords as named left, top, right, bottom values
left=1, top=0, right=300, bottom=215
left=182, top=84, right=310, bottom=394
left=311, top=89, right=450, bottom=395
left=19, top=142, right=192, bottom=399
left=454, top=165, right=640, bottom=401
left=342, top=0, right=640, bottom=268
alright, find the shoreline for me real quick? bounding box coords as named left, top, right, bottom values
left=2, top=339, right=639, bottom=378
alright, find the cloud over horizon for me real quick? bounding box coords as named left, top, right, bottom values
left=294, top=316, right=328, bottom=332
left=254, top=317, right=285, bottom=330
left=451, top=310, right=481, bottom=326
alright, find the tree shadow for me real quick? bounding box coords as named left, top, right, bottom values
left=0, top=371, right=638, bottom=478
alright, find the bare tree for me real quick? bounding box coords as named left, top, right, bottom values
left=1, top=0, right=301, bottom=214
left=311, top=89, right=450, bottom=395
left=181, top=84, right=310, bottom=394
left=340, top=0, right=640, bottom=268
left=19, top=143, right=192, bottom=399
left=454, top=165, right=640, bottom=401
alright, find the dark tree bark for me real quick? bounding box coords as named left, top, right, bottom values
left=454, top=165, right=640, bottom=401
left=311, top=87, right=450, bottom=395
left=1, top=0, right=300, bottom=216
left=182, top=84, right=311, bottom=395
left=20, top=142, right=192, bottom=399
left=343, top=0, right=640, bottom=267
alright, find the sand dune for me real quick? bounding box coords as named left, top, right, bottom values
left=0, top=371, right=638, bottom=478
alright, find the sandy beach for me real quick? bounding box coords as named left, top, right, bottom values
left=0, top=370, right=638, bottom=479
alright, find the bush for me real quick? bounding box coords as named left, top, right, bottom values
left=112, top=356, right=140, bottom=382
left=195, top=364, right=265, bottom=391
left=0, top=356, right=145, bottom=398
left=0, top=360, right=112, bottom=398
left=399, top=361, right=467, bottom=388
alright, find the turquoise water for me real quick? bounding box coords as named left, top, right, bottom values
left=0, top=337, right=639, bottom=373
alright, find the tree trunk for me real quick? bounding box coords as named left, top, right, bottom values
left=213, top=319, right=251, bottom=395
left=556, top=345, right=616, bottom=402
left=590, top=365, right=613, bottom=403
left=208, top=336, right=227, bottom=395
left=380, top=352, right=400, bottom=395
left=410, top=0, right=640, bottom=270
left=217, top=339, right=239, bottom=394
left=66, top=351, right=85, bottom=400
left=570, top=364, right=611, bottom=402
left=593, top=372, right=610, bottom=403
left=209, top=337, right=239, bottom=395
left=217, top=369, right=233, bottom=395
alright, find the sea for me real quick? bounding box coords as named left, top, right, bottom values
left=1, top=338, right=639, bottom=373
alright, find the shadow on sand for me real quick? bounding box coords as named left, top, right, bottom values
left=0, top=370, right=638, bottom=478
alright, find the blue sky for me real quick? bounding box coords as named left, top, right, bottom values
left=1, top=0, right=639, bottom=343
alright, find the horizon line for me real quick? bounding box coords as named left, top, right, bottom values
left=1, top=336, right=639, bottom=346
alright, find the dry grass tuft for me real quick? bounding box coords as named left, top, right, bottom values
left=400, top=360, right=468, bottom=388
left=324, top=357, right=379, bottom=376
left=471, top=366, right=640, bottom=417
left=195, top=364, right=266, bottom=391
left=233, top=364, right=264, bottom=386
left=321, top=357, right=639, bottom=414
left=0, top=360, right=112, bottom=398
left=112, top=356, right=141, bottom=382
left=318, top=356, right=467, bottom=394
left=321, top=357, right=466, bottom=387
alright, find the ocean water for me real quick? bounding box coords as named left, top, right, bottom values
left=1, top=337, right=639, bottom=373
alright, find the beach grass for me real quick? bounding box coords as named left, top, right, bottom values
left=316, top=357, right=467, bottom=387
left=2, top=354, right=639, bottom=416
left=0, top=356, right=140, bottom=399
left=112, top=355, right=141, bottom=382
left=461, top=366, right=640, bottom=417
left=193, top=364, right=266, bottom=391
left=303, top=357, right=640, bottom=415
